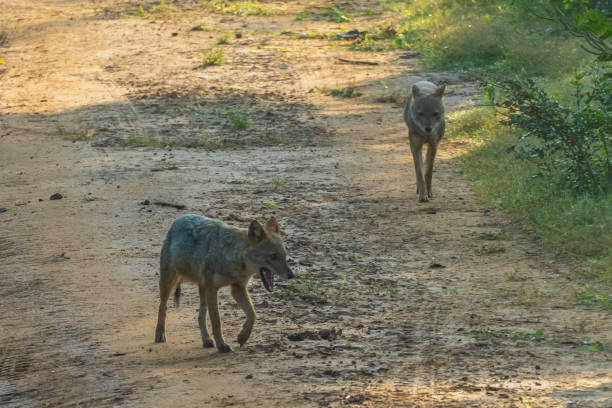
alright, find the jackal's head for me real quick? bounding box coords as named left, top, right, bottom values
left=410, top=83, right=445, bottom=135
left=245, top=217, right=294, bottom=292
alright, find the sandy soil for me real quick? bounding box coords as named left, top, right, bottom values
left=1, top=1, right=610, bottom=407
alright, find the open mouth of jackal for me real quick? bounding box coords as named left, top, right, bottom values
left=260, top=267, right=274, bottom=292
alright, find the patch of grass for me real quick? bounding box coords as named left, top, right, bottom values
left=577, top=289, right=612, bottom=310
left=455, top=106, right=612, bottom=283
left=135, top=0, right=175, bottom=18
left=226, top=107, right=249, bottom=130
left=447, top=107, right=498, bottom=143
left=216, top=34, right=229, bottom=45
left=202, top=48, right=224, bottom=66
left=504, top=268, right=526, bottom=282
left=150, top=0, right=176, bottom=13
left=269, top=177, right=287, bottom=190
left=330, top=87, right=357, bottom=98
left=192, top=22, right=211, bottom=31
left=350, top=33, right=387, bottom=52
left=263, top=200, right=284, bottom=210
left=477, top=243, right=506, bottom=255
left=476, top=230, right=507, bottom=240
left=318, top=85, right=360, bottom=98
left=380, top=0, right=589, bottom=77
left=261, top=45, right=289, bottom=52
left=122, top=133, right=164, bottom=148
left=587, top=341, right=611, bottom=352
left=316, top=5, right=352, bottom=23
left=201, top=0, right=278, bottom=16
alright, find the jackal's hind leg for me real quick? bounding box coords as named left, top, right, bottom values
left=155, top=275, right=179, bottom=343
left=206, top=287, right=231, bottom=353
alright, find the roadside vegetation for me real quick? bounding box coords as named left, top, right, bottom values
left=122, top=0, right=611, bottom=291
left=418, top=0, right=612, bottom=288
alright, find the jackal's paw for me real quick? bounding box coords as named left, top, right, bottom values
left=418, top=195, right=429, bottom=203
left=217, top=343, right=231, bottom=353
left=154, top=327, right=166, bottom=343
left=203, top=338, right=214, bottom=348
left=237, top=332, right=250, bottom=346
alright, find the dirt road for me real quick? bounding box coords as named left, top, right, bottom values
left=1, top=1, right=610, bottom=407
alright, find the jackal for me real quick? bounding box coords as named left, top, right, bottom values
left=154, top=214, right=294, bottom=353
left=403, top=81, right=446, bottom=202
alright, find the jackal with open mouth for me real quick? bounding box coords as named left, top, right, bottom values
left=154, top=214, right=294, bottom=353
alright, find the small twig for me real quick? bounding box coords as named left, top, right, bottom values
left=337, top=58, right=378, bottom=66
left=153, top=201, right=186, bottom=210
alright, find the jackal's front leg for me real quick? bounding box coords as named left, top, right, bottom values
left=206, top=287, right=231, bottom=353
left=198, top=285, right=214, bottom=348
left=231, top=282, right=256, bottom=346
left=424, top=142, right=438, bottom=199
left=410, top=142, right=428, bottom=202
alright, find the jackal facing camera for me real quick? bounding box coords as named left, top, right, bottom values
left=403, top=81, right=446, bottom=202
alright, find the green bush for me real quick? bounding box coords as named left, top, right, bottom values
left=485, top=68, right=612, bottom=195
left=455, top=113, right=612, bottom=282
left=202, top=48, right=224, bottom=65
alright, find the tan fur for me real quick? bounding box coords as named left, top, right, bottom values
left=403, top=81, right=446, bottom=202
left=155, top=215, right=293, bottom=353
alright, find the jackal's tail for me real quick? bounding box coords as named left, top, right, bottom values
left=174, top=280, right=182, bottom=308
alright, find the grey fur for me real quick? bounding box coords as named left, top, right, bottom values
left=403, top=81, right=446, bottom=202
left=155, top=214, right=294, bottom=353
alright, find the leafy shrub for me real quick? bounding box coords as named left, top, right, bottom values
left=202, top=48, right=224, bottom=65
left=227, top=107, right=249, bottom=130
left=485, top=68, right=611, bottom=195
left=350, top=34, right=387, bottom=52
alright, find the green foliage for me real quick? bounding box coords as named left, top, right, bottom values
left=216, top=34, right=229, bottom=45
left=485, top=69, right=612, bottom=195
left=587, top=340, right=611, bottom=352
left=149, top=0, right=175, bottom=13
left=330, top=87, right=357, bottom=97
left=455, top=107, right=612, bottom=282
left=381, top=0, right=591, bottom=76
left=122, top=133, right=164, bottom=148
left=263, top=200, right=284, bottom=210
left=350, top=33, right=387, bottom=52
left=135, top=0, right=175, bottom=17
left=577, top=289, right=612, bottom=309
left=202, top=48, right=224, bottom=66
left=226, top=107, right=249, bottom=130
left=315, top=5, right=352, bottom=22
left=201, top=0, right=277, bottom=16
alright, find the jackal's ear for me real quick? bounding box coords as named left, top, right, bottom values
left=265, top=217, right=280, bottom=235
left=248, top=220, right=265, bottom=242
left=434, top=84, right=446, bottom=98
left=411, top=84, right=422, bottom=98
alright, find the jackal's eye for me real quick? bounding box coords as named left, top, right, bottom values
left=270, top=253, right=279, bottom=261
left=433, top=112, right=440, bottom=118
left=417, top=112, right=425, bottom=117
